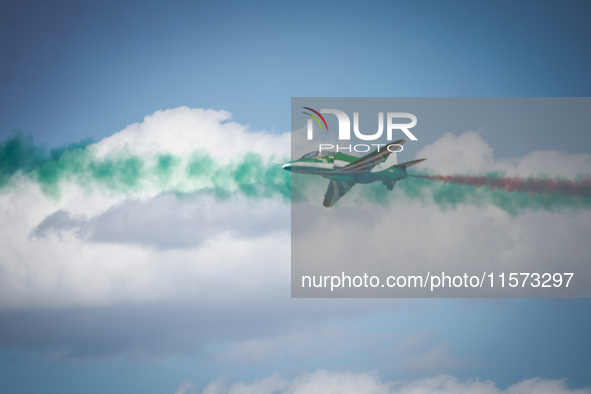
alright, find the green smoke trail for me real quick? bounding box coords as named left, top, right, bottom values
left=0, top=133, right=290, bottom=201
left=0, top=132, right=94, bottom=188
left=4, top=133, right=588, bottom=214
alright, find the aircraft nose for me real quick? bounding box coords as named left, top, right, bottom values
left=282, top=162, right=292, bottom=171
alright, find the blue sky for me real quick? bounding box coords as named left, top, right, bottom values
left=1, top=1, right=591, bottom=393
left=2, top=0, right=591, bottom=145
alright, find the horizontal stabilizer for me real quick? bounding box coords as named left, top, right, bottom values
left=397, top=158, right=426, bottom=168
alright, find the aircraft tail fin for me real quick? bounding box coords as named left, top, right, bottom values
left=383, top=150, right=398, bottom=166
left=343, top=140, right=405, bottom=173
left=368, top=145, right=401, bottom=173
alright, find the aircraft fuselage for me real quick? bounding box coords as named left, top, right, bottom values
left=282, top=140, right=425, bottom=206
left=282, top=152, right=408, bottom=184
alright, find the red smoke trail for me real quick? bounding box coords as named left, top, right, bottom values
left=412, top=175, right=591, bottom=197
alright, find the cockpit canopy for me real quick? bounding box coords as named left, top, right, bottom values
left=298, top=151, right=336, bottom=160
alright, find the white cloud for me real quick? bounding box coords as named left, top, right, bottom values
left=31, top=193, right=289, bottom=249
left=0, top=107, right=290, bottom=309
left=415, top=131, right=591, bottom=178
left=2, top=120, right=590, bottom=306
left=176, top=380, right=196, bottom=394
left=414, top=131, right=496, bottom=174
left=92, top=107, right=289, bottom=161
left=199, top=371, right=591, bottom=394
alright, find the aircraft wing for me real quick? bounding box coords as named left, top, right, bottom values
left=340, top=140, right=406, bottom=173
left=323, top=179, right=355, bottom=207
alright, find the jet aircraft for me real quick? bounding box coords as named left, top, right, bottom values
left=282, top=140, right=425, bottom=207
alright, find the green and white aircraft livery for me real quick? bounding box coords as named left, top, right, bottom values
left=283, top=140, right=425, bottom=207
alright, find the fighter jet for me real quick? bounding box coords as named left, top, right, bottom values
left=282, top=140, right=425, bottom=207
